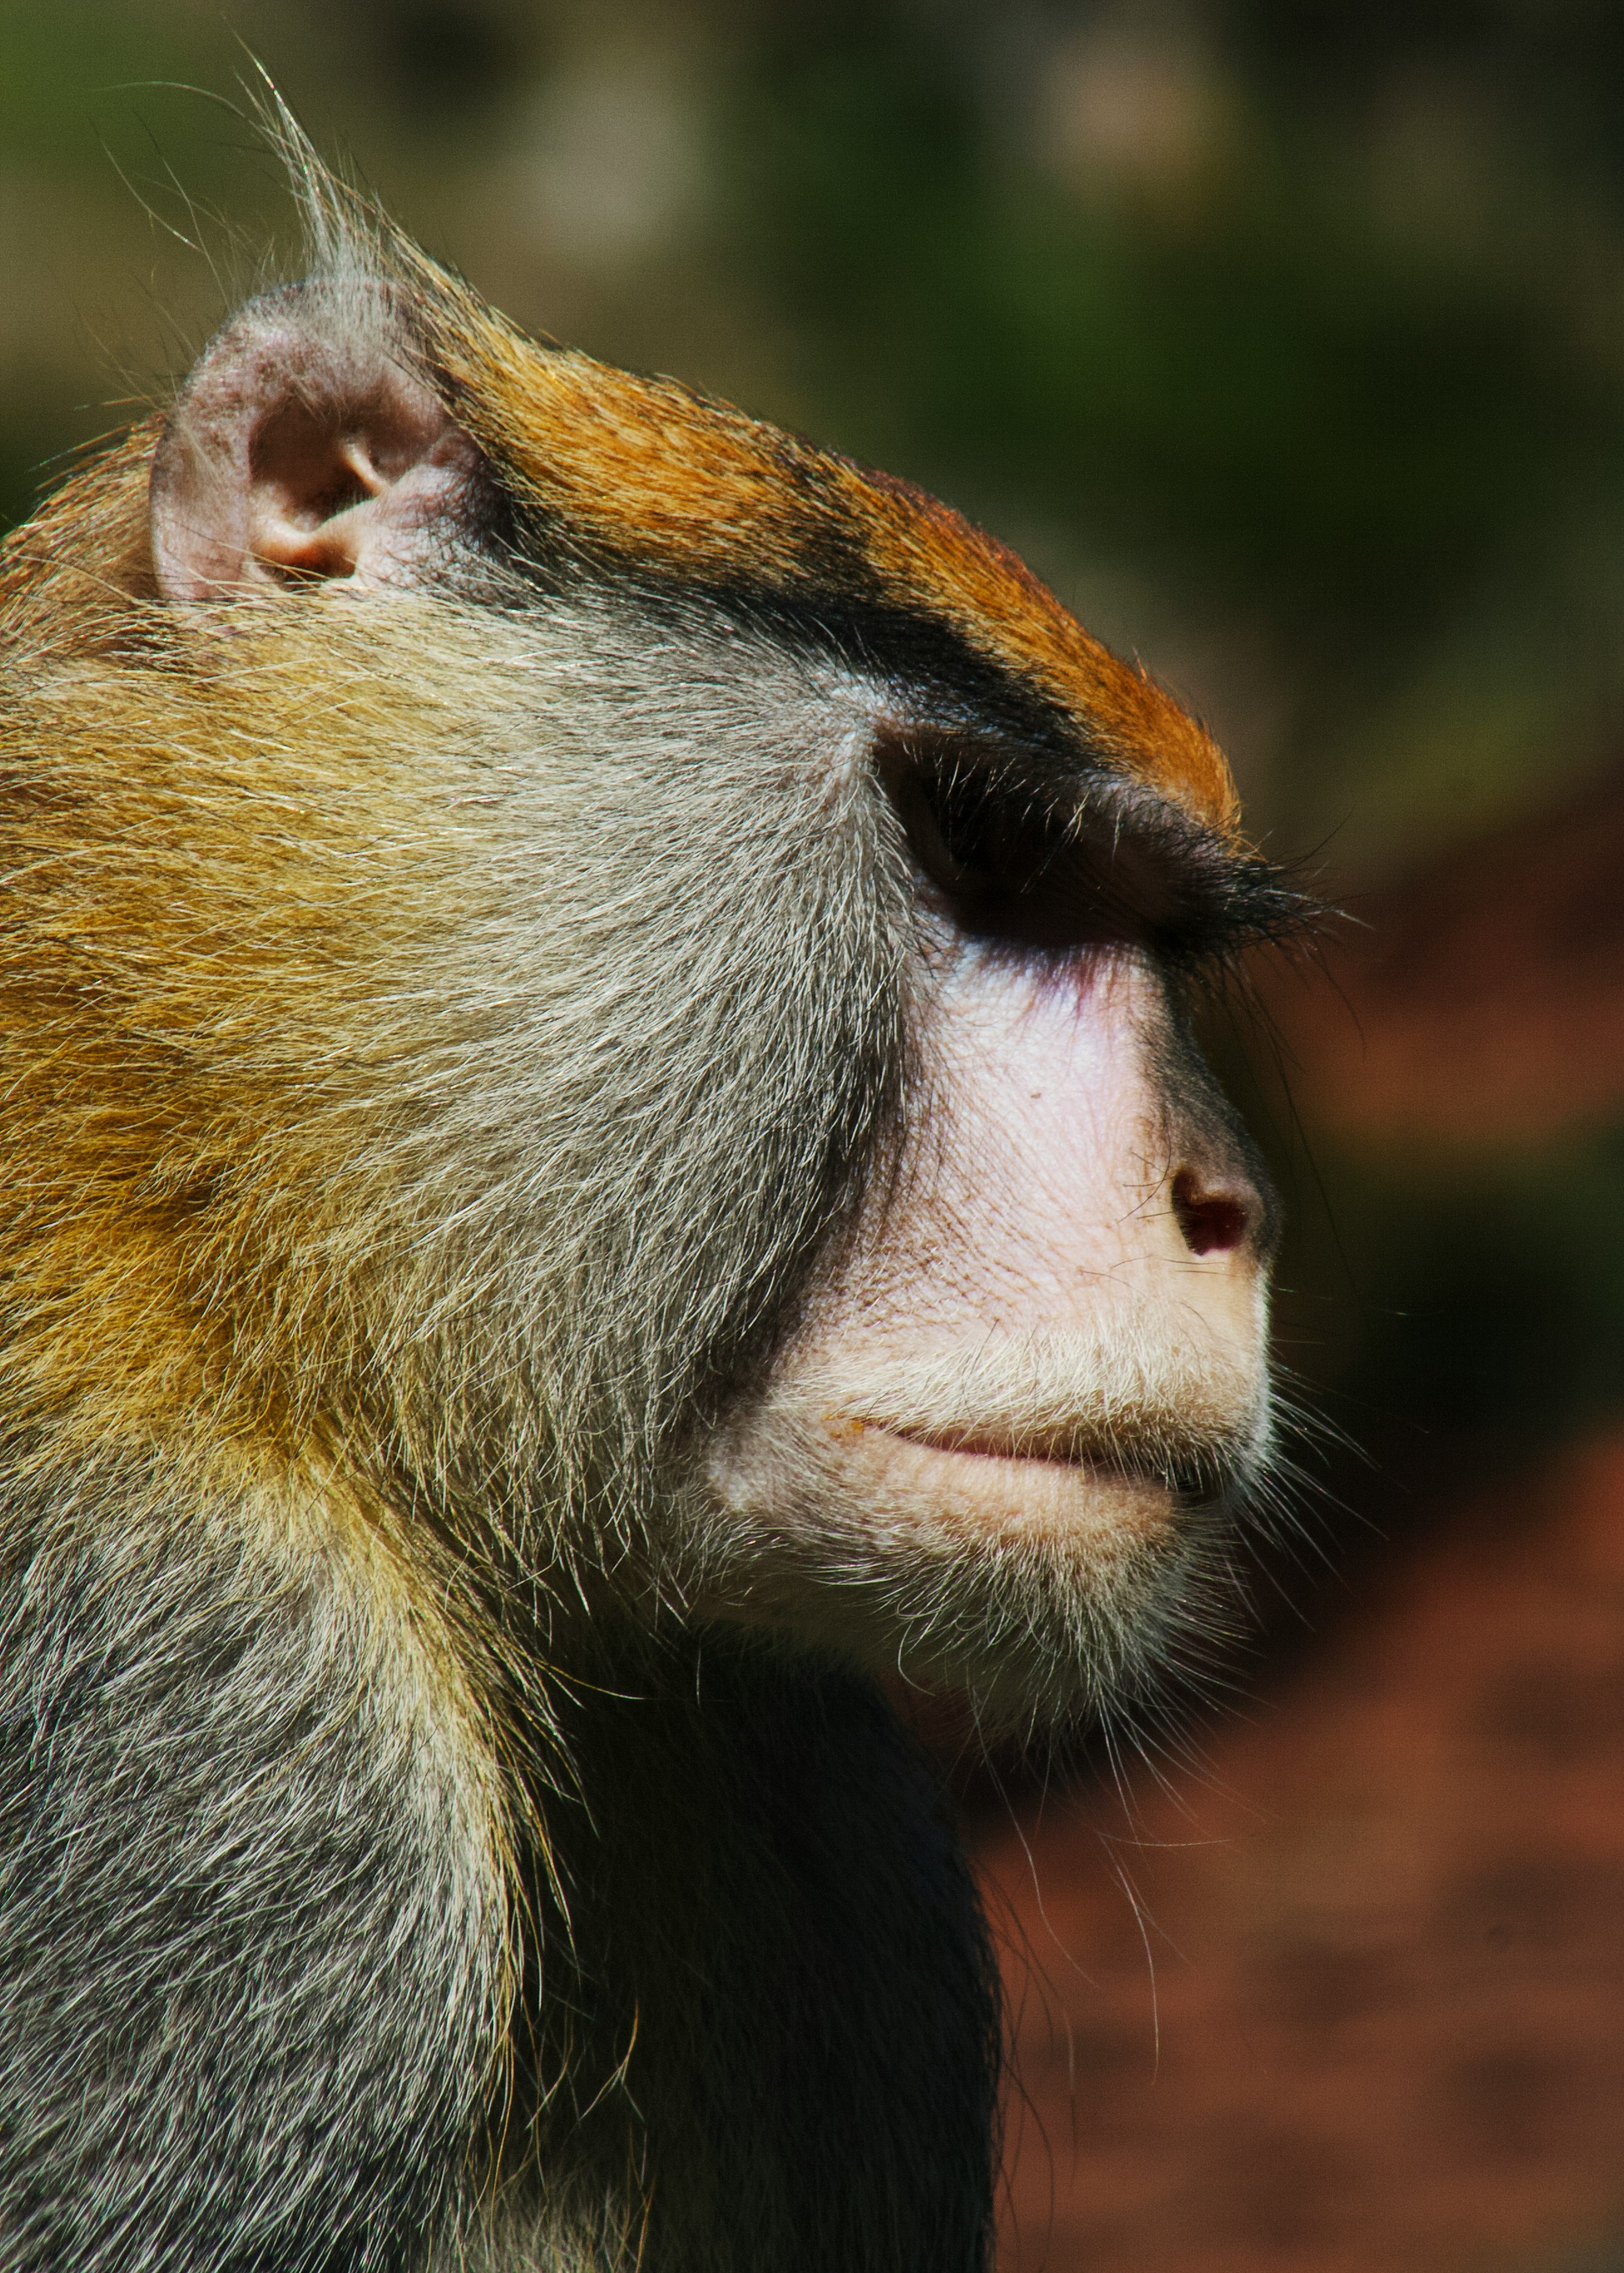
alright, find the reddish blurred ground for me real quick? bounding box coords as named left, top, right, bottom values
left=980, top=1435, right=1624, bottom=2272
left=1266, top=771, right=1624, bottom=1150
left=974, top=774, right=1624, bottom=2270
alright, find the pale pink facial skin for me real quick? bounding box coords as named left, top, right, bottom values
left=702, top=948, right=1273, bottom=1690
left=846, top=953, right=1267, bottom=1417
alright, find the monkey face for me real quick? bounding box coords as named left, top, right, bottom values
left=88, top=199, right=1303, bottom=1732
left=696, top=783, right=1283, bottom=1727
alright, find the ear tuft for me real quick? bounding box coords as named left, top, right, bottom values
left=151, top=284, right=484, bottom=603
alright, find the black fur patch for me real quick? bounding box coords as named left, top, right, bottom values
left=514, top=1630, right=1002, bottom=2273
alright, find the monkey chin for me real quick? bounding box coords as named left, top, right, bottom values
left=693, top=1386, right=1267, bottom=1735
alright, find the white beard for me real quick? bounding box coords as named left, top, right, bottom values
left=687, top=1323, right=1273, bottom=1730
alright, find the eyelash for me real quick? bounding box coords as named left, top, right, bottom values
left=878, top=739, right=1310, bottom=970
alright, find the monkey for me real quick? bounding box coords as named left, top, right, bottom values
left=0, top=128, right=1298, bottom=2273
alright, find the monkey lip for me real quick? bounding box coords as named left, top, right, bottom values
left=867, top=1420, right=1233, bottom=1499
left=885, top=1422, right=1107, bottom=1469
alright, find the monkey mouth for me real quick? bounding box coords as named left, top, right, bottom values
left=791, top=1329, right=1269, bottom=1512
left=874, top=1420, right=1241, bottom=1502
left=888, top=1420, right=1127, bottom=1467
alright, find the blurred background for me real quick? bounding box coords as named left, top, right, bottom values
left=5, top=1, right=1624, bottom=2265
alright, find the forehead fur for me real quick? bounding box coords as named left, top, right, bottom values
left=303, top=175, right=1238, bottom=835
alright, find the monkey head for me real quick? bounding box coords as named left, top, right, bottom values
left=16, top=170, right=1298, bottom=1734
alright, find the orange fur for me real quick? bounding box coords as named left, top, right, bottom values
left=407, top=272, right=1238, bottom=831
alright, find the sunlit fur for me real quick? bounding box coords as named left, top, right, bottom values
left=0, top=120, right=1292, bottom=2272
left=701, top=1323, right=1270, bottom=1727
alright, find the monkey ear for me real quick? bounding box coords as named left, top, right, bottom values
left=150, top=286, right=485, bottom=602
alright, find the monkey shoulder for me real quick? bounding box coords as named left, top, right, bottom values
left=0, top=1482, right=509, bottom=2273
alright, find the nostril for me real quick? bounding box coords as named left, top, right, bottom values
left=1170, top=1167, right=1251, bottom=1257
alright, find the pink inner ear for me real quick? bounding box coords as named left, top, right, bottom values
left=251, top=402, right=383, bottom=534
left=150, top=293, right=480, bottom=602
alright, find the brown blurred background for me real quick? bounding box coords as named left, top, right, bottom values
left=6, top=1, right=1624, bottom=2265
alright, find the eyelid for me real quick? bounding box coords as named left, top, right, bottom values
left=873, top=726, right=1311, bottom=964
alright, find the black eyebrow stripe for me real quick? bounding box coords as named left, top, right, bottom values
left=499, top=509, right=1101, bottom=764
left=499, top=515, right=1312, bottom=955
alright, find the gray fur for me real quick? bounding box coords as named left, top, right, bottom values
left=0, top=1470, right=509, bottom=2271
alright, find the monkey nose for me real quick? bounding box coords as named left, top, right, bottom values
left=1169, top=1165, right=1256, bottom=1258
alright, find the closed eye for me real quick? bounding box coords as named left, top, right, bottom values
left=877, top=727, right=1308, bottom=966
